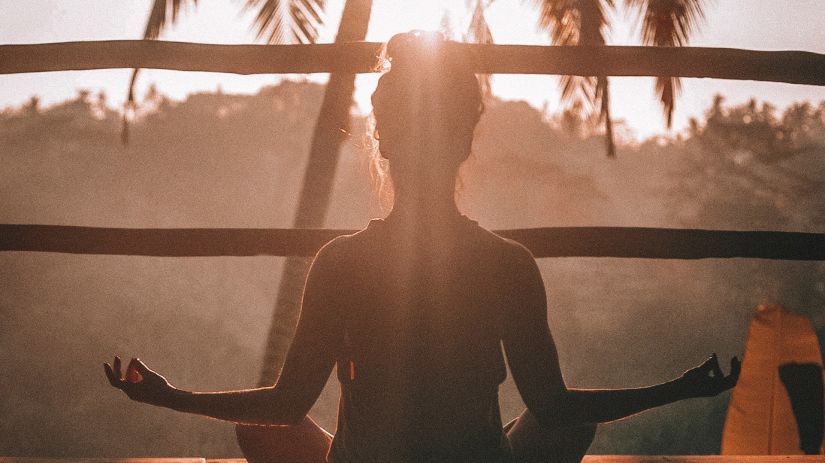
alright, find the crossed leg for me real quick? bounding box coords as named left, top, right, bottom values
left=235, top=409, right=594, bottom=463
left=505, top=409, right=597, bottom=463
left=235, top=417, right=332, bottom=463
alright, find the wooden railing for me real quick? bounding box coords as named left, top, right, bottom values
left=2, top=40, right=824, bottom=260
left=1, top=41, right=824, bottom=86
left=2, top=224, right=823, bottom=260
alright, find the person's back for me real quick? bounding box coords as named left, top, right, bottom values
left=326, top=215, right=529, bottom=461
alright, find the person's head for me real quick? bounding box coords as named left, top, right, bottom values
left=370, top=31, right=483, bottom=204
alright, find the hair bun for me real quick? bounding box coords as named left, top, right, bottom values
left=371, top=31, right=484, bottom=163
left=385, top=30, right=448, bottom=72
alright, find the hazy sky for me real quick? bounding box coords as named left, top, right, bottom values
left=2, top=0, right=825, bottom=139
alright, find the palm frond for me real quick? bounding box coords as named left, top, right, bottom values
left=655, top=71, right=681, bottom=127
left=244, top=0, right=326, bottom=44
left=143, top=0, right=198, bottom=40
left=123, top=0, right=198, bottom=144
left=466, top=0, right=494, bottom=99
left=531, top=0, right=615, bottom=156
left=627, top=0, right=705, bottom=127
left=532, top=0, right=613, bottom=46
left=245, top=0, right=286, bottom=43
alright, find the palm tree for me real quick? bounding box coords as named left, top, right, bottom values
left=258, top=0, right=372, bottom=387
left=530, top=0, right=706, bottom=156
left=128, top=0, right=372, bottom=394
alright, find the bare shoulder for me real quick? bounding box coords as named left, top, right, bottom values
left=309, top=225, right=373, bottom=271
left=311, top=232, right=357, bottom=268
left=469, top=229, right=543, bottom=302
left=473, top=228, right=547, bottom=316
left=475, top=226, right=538, bottom=268
left=501, top=236, right=537, bottom=263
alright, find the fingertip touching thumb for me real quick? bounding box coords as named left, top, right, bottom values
left=126, top=358, right=144, bottom=383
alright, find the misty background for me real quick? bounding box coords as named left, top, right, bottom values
left=1, top=81, right=824, bottom=456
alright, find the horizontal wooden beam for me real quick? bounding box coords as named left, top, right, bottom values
left=1, top=41, right=824, bottom=86
left=1, top=224, right=823, bottom=260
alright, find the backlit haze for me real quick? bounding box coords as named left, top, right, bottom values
left=4, top=2, right=825, bottom=457
left=2, top=0, right=825, bottom=140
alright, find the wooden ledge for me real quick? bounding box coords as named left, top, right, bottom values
left=3, top=456, right=823, bottom=463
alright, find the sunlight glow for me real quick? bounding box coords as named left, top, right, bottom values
left=367, top=0, right=468, bottom=42
left=2, top=0, right=825, bottom=140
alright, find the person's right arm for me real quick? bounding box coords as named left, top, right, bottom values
left=500, top=243, right=740, bottom=429
left=104, top=239, right=344, bottom=426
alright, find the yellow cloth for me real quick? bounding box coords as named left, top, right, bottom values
left=722, top=304, right=823, bottom=454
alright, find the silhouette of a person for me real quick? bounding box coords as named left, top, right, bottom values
left=105, top=32, right=740, bottom=463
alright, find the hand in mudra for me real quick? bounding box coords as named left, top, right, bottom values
left=680, top=353, right=741, bottom=398
left=104, top=356, right=173, bottom=406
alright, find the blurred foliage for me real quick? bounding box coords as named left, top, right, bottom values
left=676, top=96, right=825, bottom=230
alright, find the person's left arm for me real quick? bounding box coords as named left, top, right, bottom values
left=501, top=242, right=740, bottom=429
left=104, top=241, right=342, bottom=426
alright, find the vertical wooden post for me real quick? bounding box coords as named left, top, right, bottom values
left=257, top=0, right=374, bottom=386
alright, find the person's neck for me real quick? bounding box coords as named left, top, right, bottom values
left=387, top=188, right=463, bottom=229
